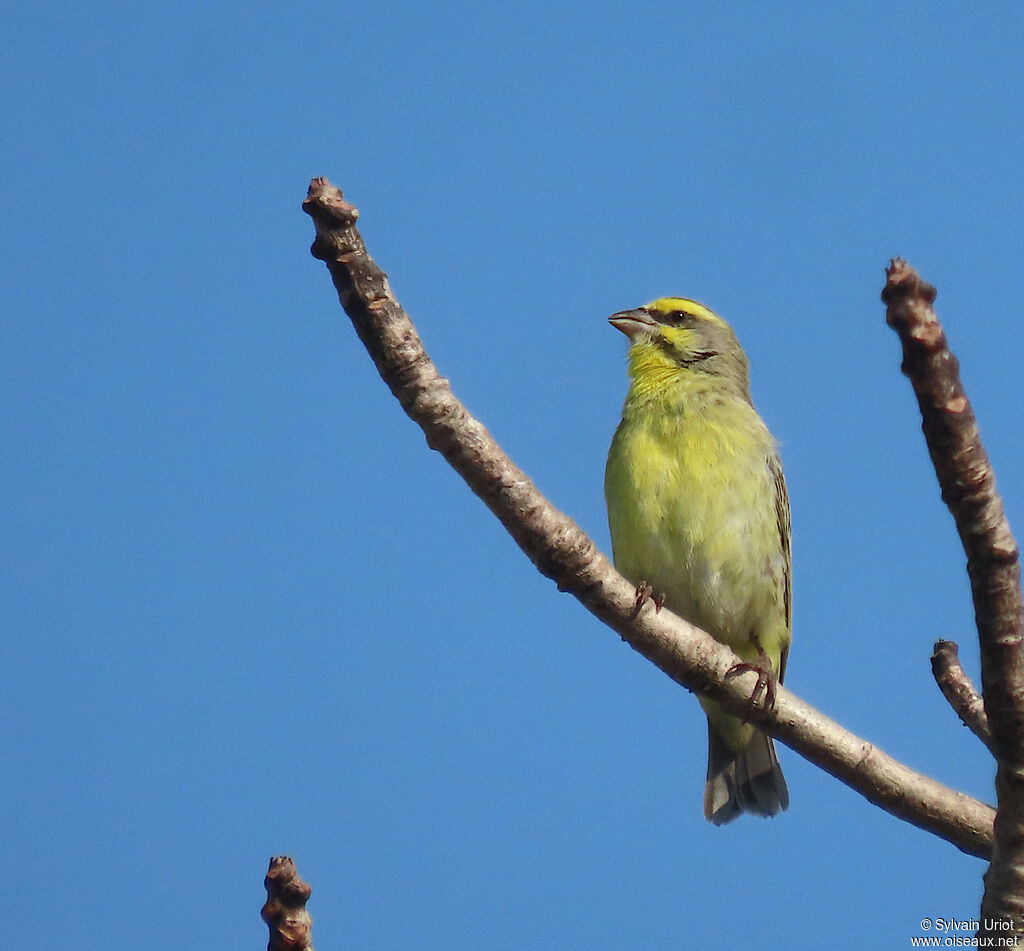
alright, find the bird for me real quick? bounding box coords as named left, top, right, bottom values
left=604, top=297, right=790, bottom=824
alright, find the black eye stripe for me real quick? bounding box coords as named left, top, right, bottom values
left=661, top=310, right=698, bottom=326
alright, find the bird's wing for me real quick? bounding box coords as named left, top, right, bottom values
left=770, top=451, right=792, bottom=685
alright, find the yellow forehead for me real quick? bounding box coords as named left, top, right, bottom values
left=646, top=297, right=725, bottom=326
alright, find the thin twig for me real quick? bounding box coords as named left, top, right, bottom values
left=262, top=856, right=314, bottom=951
left=931, top=639, right=992, bottom=751
left=303, top=180, right=994, bottom=858
left=882, top=259, right=1024, bottom=934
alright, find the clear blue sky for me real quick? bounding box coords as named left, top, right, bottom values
left=4, top=2, right=1022, bottom=947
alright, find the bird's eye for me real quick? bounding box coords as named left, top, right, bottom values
left=668, top=310, right=695, bottom=325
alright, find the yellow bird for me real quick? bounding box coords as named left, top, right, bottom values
left=604, top=297, right=790, bottom=824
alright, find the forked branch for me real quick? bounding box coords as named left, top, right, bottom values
left=883, top=261, right=1024, bottom=934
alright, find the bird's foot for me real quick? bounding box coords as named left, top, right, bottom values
left=724, top=638, right=778, bottom=722
left=631, top=581, right=665, bottom=617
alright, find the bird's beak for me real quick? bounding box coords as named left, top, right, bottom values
left=609, top=308, right=658, bottom=342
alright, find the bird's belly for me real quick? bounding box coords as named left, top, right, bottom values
left=606, top=425, right=783, bottom=652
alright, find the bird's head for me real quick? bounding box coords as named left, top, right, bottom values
left=609, top=297, right=751, bottom=399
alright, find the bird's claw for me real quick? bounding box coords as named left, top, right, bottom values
left=724, top=638, right=778, bottom=723
left=631, top=581, right=665, bottom=617
left=632, top=581, right=653, bottom=617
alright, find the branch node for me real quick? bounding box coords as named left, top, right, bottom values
left=303, top=178, right=359, bottom=226
left=262, top=856, right=314, bottom=951
left=882, top=257, right=937, bottom=308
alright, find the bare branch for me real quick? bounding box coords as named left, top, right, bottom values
left=303, top=180, right=994, bottom=858
left=262, top=856, right=314, bottom=951
left=931, top=639, right=992, bottom=751
left=882, top=259, right=1024, bottom=933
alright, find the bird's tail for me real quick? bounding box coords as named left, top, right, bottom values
left=704, top=720, right=789, bottom=825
